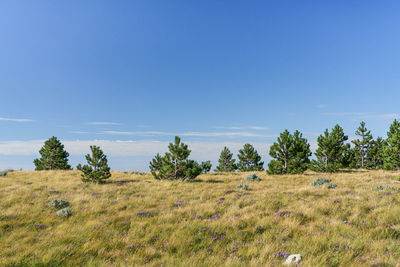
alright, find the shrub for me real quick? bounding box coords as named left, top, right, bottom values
left=373, top=185, right=397, bottom=191
left=56, top=207, right=72, bottom=217
left=326, top=183, right=338, bottom=189
left=130, top=170, right=148, bottom=175
left=236, top=184, right=250, bottom=190
left=0, top=171, right=8, bottom=177
left=311, top=178, right=337, bottom=189
left=49, top=199, right=70, bottom=209
left=311, top=178, right=331, bottom=186
left=244, top=174, right=261, bottom=182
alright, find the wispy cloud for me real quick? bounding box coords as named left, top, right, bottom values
left=0, top=117, right=35, bottom=122
left=70, top=131, right=90, bottom=134
left=99, top=130, right=277, bottom=138
left=214, top=126, right=269, bottom=130
left=99, top=131, right=170, bottom=136
left=316, top=104, right=326, bottom=109
left=0, top=139, right=272, bottom=162
left=321, top=112, right=399, bottom=120
left=180, top=132, right=276, bottom=138
left=86, top=122, right=121, bottom=126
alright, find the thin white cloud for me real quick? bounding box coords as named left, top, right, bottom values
left=100, top=131, right=171, bottom=136
left=86, top=122, right=121, bottom=126
left=99, top=130, right=277, bottom=138
left=214, top=126, right=269, bottom=130
left=0, top=117, right=35, bottom=122
left=180, top=131, right=276, bottom=138
left=316, top=104, right=326, bottom=109
left=0, top=139, right=272, bottom=162
left=70, top=131, right=90, bottom=134
left=321, top=112, right=399, bottom=120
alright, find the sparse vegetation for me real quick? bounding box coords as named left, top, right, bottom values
left=2, top=170, right=400, bottom=266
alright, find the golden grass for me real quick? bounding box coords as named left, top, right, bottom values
left=1, top=170, right=400, bottom=266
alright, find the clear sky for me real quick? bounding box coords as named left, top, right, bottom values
left=1, top=1, right=400, bottom=170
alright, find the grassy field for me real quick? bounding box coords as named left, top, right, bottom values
left=2, top=170, right=400, bottom=266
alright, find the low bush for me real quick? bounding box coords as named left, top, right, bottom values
left=311, top=178, right=337, bottom=189
left=0, top=171, right=7, bottom=177
left=244, top=174, right=261, bottom=182
left=56, top=207, right=72, bottom=217
left=236, top=184, right=250, bottom=190
left=373, top=185, right=397, bottom=191
left=49, top=199, right=70, bottom=209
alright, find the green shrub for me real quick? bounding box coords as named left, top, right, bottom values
left=311, top=178, right=337, bottom=189
left=236, top=184, right=250, bottom=190
left=49, top=199, right=70, bottom=209
left=244, top=174, right=261, bottom=182
left=56, top=207, right=72, bottom=217
left=130, top=170, right=148, bottom=175
left=373, top=185, right=397, bottom=191
left=0, top=171, right=8, bottom=177
left=326, top=182, right=338, bottom=189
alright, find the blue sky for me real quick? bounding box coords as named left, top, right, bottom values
left=1, top=1, right=400, bottom=170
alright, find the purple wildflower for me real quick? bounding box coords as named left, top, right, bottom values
left=137, top=211, right=154, bottom=217
left=275, top=252, right=290, bottom=258
left=34, top=224, right=46, bottom=230
left=211, top=214, right=221, bottom=220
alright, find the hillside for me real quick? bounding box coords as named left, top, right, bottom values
left=1, top=170, right=400, bottom=266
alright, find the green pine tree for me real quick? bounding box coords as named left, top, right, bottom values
left=268, top=130, right=311, bottom=174
left=352, top=121, right=373, bottom=168
left=215, top=147, right=237, bottom=172
left=237, top=144, right=264, bottom=171
left=200, top=161, right=212, bottom=173
left=367, top=137, right=385, bottom=169
left=149, top=136, right=202, bottom=181
left=383, top=119, right=400, bottom=170
left=78, top=145, right=111, bottom=184
left=311, top=124, right=349, bottom=172
left=33, top=136, right=71, bottom=170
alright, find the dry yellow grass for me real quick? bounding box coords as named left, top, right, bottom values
left=1, top=170, right=400, bottom=266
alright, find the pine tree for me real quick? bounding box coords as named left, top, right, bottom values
left=268, top=130, right=311, bottom=174
left=237, top=144, right=264, bottom=171
left=367, top=137, right=385, bottom=169
left=78, top=145, right=111, bottom=184
left=312, top=124, right=349, bottom=172
left=383, top=119, right=400, bottom=170
left=200, top=161, right=212, bottom=173
left=352, top=121, right=373, bottom=168
left=33, top=136, right=71, bottom=170
left=215, top=147, right=237, bottom=172
left=149, top=136, right=202, bottom=180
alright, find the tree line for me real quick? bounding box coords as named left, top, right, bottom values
left=33, top=119, right=400, bottom=182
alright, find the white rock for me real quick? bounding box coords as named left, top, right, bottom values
left=283, top=254, right=301, bottom=265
